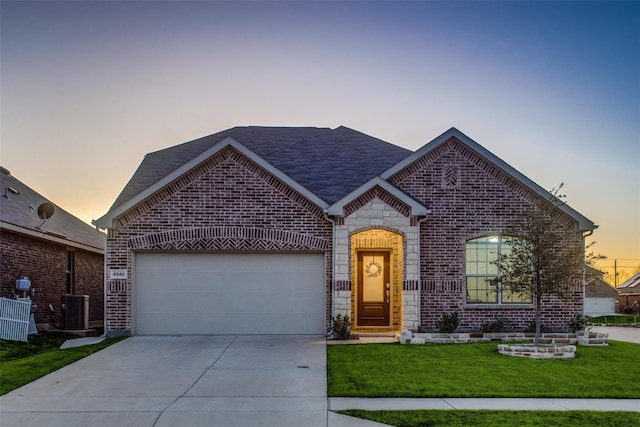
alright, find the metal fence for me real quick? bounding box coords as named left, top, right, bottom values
left=0, top=297, right=32, bottom=342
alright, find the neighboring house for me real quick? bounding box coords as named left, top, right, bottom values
left=583, top=266, right=618, bottom=316
left=95, top=126, right=596, bottom=337
left=1, top=167, right=105, bottom=328
left=617, top=272, right=640, bottom=314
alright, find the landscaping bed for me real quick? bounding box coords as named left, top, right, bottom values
left=399, top=330, right=608, bottom=345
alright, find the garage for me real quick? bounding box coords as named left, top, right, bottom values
left=584, top=297, right=616, bottom=317
left=133, top=252, right=325, bottom=335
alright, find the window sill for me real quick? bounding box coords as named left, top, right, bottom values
left=465, top=304, right=534, bottom=310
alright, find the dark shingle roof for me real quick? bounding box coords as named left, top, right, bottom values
left=109, top=126, right=412, bottom=210
left=265, top=126, right=412, bottom=203
left=1, top=168, right=105, bottom=250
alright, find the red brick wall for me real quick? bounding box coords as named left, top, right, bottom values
left=105, top=147, right=333, bottom=335
left=390, top=137, right=585, bottom=332
left=105, top=137, right=587, bottom=335
left=0, top=230, right=104, bottom=326
left=74, top=249, right=105, bottom=325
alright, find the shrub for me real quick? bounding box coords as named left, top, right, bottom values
left=525, top=320, right=551, bottom=333
left=481, top=318, right=508, bottom=333
left=568, top=313, right=590, bottom=332
left=331, top=314, right=352, bottom=340
left=436, top=312, right=460, bottom=333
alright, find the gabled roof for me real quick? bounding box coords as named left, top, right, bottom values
left=96, top=125, right=596, bottom=234
left=585, top=277, right=618, bottom=298
left=95, top=136, right=330, bottom=227
left=98, top=126, right=411, bottom=226
left=1, top=167, right=105, bottom=252
left=109, top=126, right=331, bottom=211
left=327, top=176, right=429, bottom=217
left=585, top=264, right=606, bottom=280
left=382, top=127, right=597, bottom=232
left=618, top=272, right=640, bottom=293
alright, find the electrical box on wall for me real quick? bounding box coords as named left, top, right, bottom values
left=16, top=277, right=31, bottom=291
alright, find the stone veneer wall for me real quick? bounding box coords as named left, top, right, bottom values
left=333, top=195, right=420, bottom=331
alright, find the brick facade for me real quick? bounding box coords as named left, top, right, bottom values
left=389, top=137, right=584, bottom=331
left=102, top=131, right=589, bottom=335
left=0, top=230, right=104, bottom=327
left=105, top=146, right=333, bottom=335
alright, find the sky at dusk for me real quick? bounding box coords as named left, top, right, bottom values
left=1, top=1, right=639, bottom=280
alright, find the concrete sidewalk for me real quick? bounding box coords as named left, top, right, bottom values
left=328, top=398, right=640, bottom=426
left=591, top=325, right=640, bottom=344
left=330, top=397, right=640, bottom=412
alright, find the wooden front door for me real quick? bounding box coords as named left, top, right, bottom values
left=357, top=251, right=390, bottom=327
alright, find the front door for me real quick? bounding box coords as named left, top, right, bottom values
left=357, top=251, right=390, bottom=327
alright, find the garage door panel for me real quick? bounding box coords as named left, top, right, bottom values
left=137, top=313, right=321, bottom=335
left=134, top=253, right=324, bottom=335
left=139, top=293, right=324, bottom=316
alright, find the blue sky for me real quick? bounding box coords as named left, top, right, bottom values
left=1, top=1, right=639, bottom=278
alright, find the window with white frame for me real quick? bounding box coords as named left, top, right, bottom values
left=465, top=236, right=532, bottom=304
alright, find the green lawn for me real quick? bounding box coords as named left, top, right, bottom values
left=339, top=409, right=640, bottom=427
left=589, top=315, right=638, bottom=325
left=0, top=331, right=125, bottom=395
left=328, top=341, right=640, bottom=398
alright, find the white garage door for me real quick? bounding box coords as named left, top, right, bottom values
left=584, top=297, right=615, bottom=316
left=134, top=252, right=325, bottom=335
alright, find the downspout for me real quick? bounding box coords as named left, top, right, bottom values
left=415, top=212, right=430, bottom=331
left=103, top=230, right=108, bottom=337
left=93, top=219, right=108, bottom=338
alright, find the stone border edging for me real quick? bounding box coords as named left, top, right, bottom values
left=497, top=343, right=576, bottom=359
left=400, top=330, right=608, bottom=346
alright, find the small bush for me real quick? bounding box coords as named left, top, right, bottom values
left=331, top=314, right=352, bottom=340
left=525, top=320, right=551, bottom=333
left=568, top=313, right=589, bottom=332
left=436, top=312, right=460, bottom=333
left=481, top=318, right=508, bottom=333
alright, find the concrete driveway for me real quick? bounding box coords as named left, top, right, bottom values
left=0, top=335, right=330, bottom=427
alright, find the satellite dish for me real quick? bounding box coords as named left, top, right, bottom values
left=37, top=202, right=55, bottom=219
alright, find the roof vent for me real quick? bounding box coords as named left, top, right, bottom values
left=3, top=186, right=20, bottom=198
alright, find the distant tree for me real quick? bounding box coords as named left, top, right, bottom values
left=498, top=184, right=587, bottom=347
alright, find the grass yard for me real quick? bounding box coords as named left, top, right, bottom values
left=327, top=341, right=640, bottom=398
left=590, top=315, right=638, bottom=325
left=339, top=409, right=640, bottom=427
left=0, top=331, right=125, bottom=395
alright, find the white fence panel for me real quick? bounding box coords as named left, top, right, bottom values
left=0, top=297, right=32, bottom=342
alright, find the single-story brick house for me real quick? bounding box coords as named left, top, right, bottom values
left=1, top=166, right=105, bottom=328
left=95, top=126, right=596, bottom=337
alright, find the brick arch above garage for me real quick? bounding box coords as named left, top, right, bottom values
left=127, top=226, right=330, bottom=251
